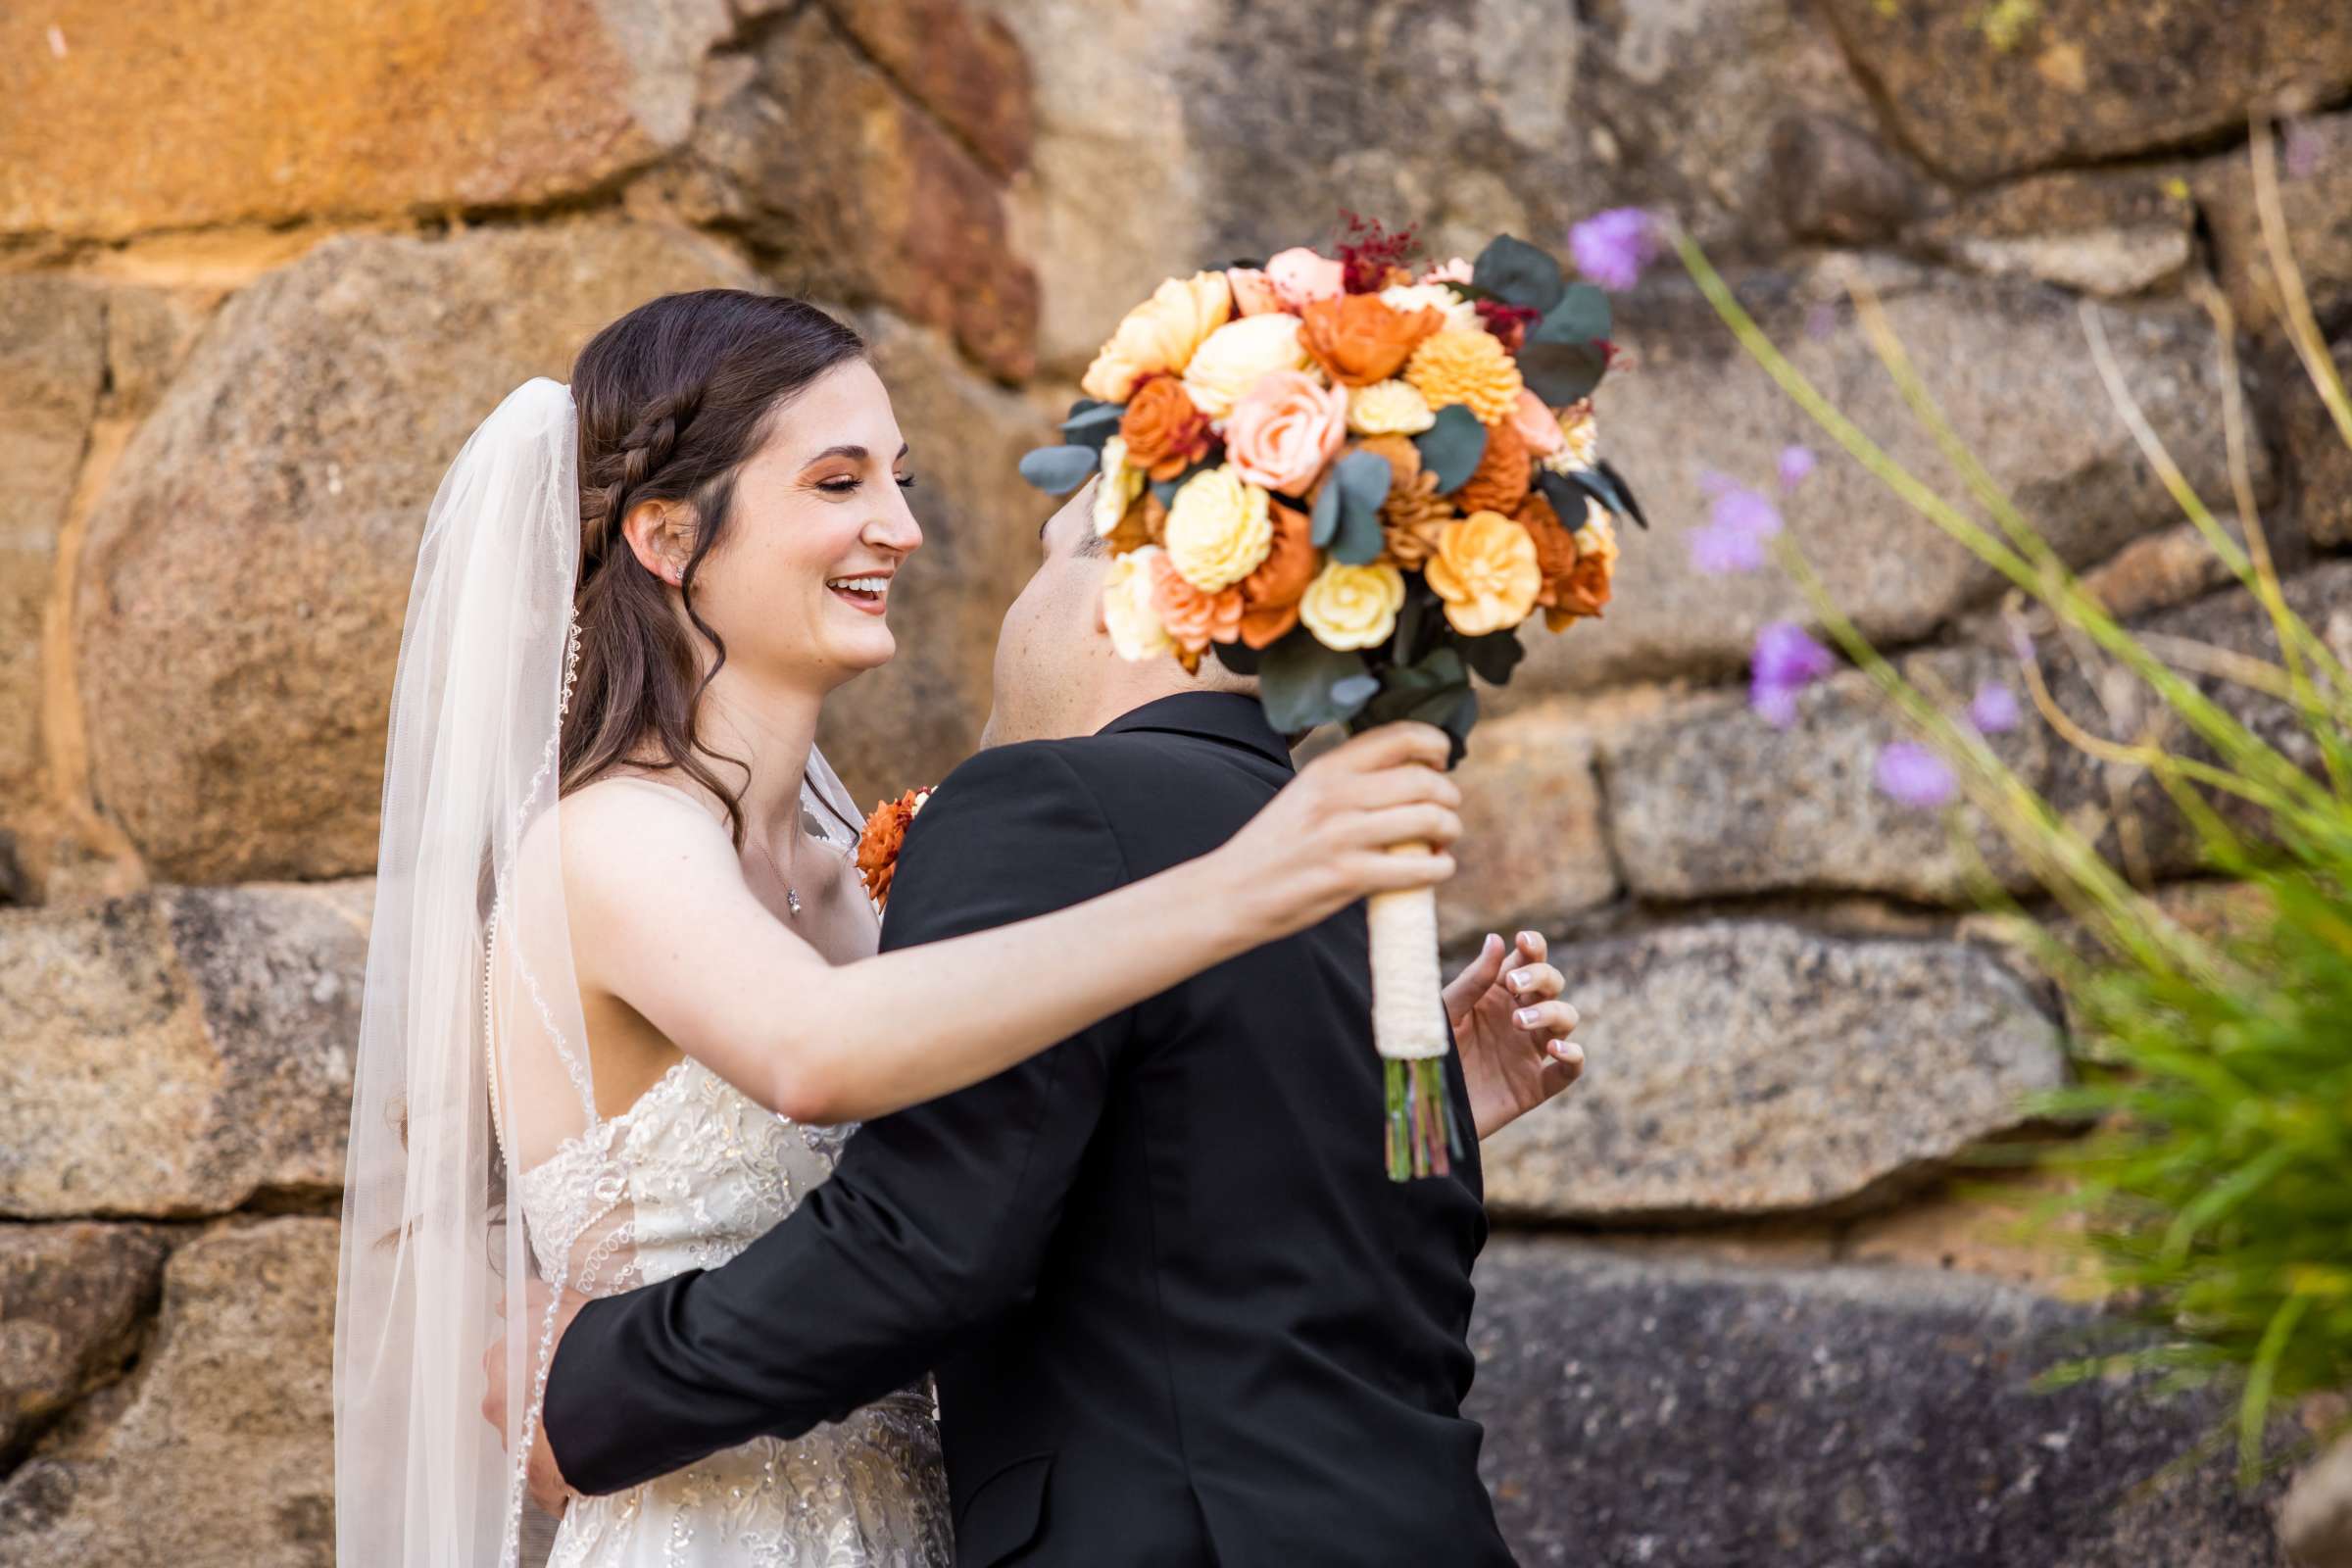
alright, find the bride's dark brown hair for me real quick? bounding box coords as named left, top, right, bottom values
left=561, top=290, right=865, bottom=848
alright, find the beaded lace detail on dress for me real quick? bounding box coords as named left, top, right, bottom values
left=517, top=1057, right=951, bottom=1568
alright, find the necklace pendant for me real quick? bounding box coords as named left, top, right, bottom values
left=786, top=885, right=803, bottom=916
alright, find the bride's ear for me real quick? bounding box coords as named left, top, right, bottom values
left=621, top=498, right=696, bottom=587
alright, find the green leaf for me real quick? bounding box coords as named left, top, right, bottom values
left=1413, top=404, right=1487, bottom=493
left=1355, top=649, right=1478, bottom=766
left=1259, top=630, right=1378, bottom=732
left=1328, top=451, right=1392, bottom=565
left=1595, top=459, right=1650, bottom=530
left=1209, top=637, right=1266, bottom=676
left=1517, top=339, right=1607, bottom=406
left=1472, top=234, right=1566, bottom=316
left=1390, top=582, right=1434, bottom=666
left=1310, top=477, right=1343, bottom=548
left=1060, top=399, right=1124, bottom=452
left=1019, top=444, right=1101, bottom=495
left=1530, top=283, right=1610, bottom=346
left=1457, top=629, right=1527, bottom=686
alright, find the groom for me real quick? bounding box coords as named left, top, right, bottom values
left=529, top=483, right=1576, bottom=1564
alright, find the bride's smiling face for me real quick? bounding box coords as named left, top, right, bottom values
left=643, top=359, right=922, bottom=691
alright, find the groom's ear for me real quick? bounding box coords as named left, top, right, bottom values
left=621, top=499, right=696, bottom=587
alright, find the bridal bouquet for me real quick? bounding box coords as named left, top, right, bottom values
left=1020, top=217, right=1644, bottom=1180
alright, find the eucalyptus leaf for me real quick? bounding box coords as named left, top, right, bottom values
left=1517, top=339, right=1607, bottom=407
left=1210, top=638, right=1266, bottom=676
left=1060, top=399, right=1125, bottom=452
left=1328, top=451, right=1392, bottom=565
left=1596, top=459, right=1651, bottom=530
left=1019, top=444, right=1101, bottom=495
left=1471, top=234, right=1566, bottom=316
left=1535, top=468, right=1592, bottom=526
left=1259, top=631, right=1379, bottom=732
left=1310, top=477, right=1343, bottom=548
left=1330, top=672, right=1382, bottom=710
left=1390, top=583, right=1432, bottom=667
left=1413, top=405, right=1487, bottom=494
left=1457, top=630, right=1527, bottom=686
left=1530, top=283, right=1610, bottom=347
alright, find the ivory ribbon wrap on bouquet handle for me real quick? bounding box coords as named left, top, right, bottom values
left=1367, top=858, right=1447, bottom=1061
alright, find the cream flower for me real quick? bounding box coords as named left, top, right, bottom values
left=1540, top=399, right=1601, bottom=474
left=1093, top=436, right=1146, bottom=538
left=1574, top=502, right=1619, bottom=567
left=1181, top=314, right=1314, bottom=418
left=1298, top=560, right=1406, bottom=652
left=1378, top=280, right=1478, bottom=335
left=1080, top=270, right=1234, bottom=402
left=1346, top=378, right=1437, bottom=436
left=1163, top=464, right=1274, bottom=592
left=1102, top=546, right=1176, bottom=662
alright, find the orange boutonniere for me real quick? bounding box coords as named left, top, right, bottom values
left=856, top=787, right=934, bottom=912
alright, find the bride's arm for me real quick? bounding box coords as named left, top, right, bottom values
left=566, top=722, right=1460, bottom=1125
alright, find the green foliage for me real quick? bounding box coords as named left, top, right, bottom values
left=1413, top=404, right=1488, bottom=493
left=1678, top=122, right=2352, bottom=1484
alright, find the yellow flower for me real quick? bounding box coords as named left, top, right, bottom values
left=1299, top=560, right=1406, bottom=652
left=1080, top=270, right=1234, bottom=403
left=1404, top=328, right=1524, bottom=427
left=1093, top=435, right=1145, bottom=538
left=1163, top=464, right=1274, bottom=592
left=1346, top=378, right=1437, bottom=436
left=1181, top=314, right=1314, bottom=419
left=1425, top=510, right=1542, bottom=636
left=1378, top=280, right=1479, bottom=334
left=1102, top=545, right=1176, bottom=662
left=1540, top=399, right=1600, bottom=474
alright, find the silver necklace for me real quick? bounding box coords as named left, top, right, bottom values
left=752, top=829, right=803, bottom=916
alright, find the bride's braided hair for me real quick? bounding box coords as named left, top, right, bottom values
left=561, top=290, right=864, bottom=848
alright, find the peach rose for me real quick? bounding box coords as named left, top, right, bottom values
left=1265, top=246, right=1347, bottom=312
left=1299, top=293, right=1445, bottom=388
left=1424, top=510, right=1542, bottom=636
left=1150, top=548, right=1246, bottom=662
left=1162, top=464, right=1274, bottom=591
left=1226, top=267, right=1285, bottom=317
left=1080, top=270, right=1233, bottom=402
left=1237, top=500, right=1319, bottom=649
left=1119, top=375, right=1214, bottom=481
left=1511, top=389, right=1565, bottom=460
left=1298, top=560, right=1406, bottom=652
left=1224, top=369, right=1348, bottom=495
left=1103, top=546, right=1177, bottom=662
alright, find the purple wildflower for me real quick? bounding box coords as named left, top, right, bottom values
left=1876, top=742, right=1957, bottom=808
left=1749, top=620, right=1837, bottom=728
left=2284, top=122, right=2324, bottom=180
left=1570, top=209, right=1659, bottom=291
left=1778, top=444, right=1816, bottom=490
left=1689, top=483, right=1784, bottom=577
left=1804, top=301, right=1839, bottom=341
left=1969, top=680, right=2021, bottom=735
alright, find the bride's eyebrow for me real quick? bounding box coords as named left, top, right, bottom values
left=800, top=442, right=911, bottom=468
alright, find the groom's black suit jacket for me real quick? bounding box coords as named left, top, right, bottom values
left=544, top=693, right=1513, bottom=1566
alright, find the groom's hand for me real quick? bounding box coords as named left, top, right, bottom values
left=482, top=1279, right=590, bottom=1517
left=1445, top=929, right=1583, bottom=1141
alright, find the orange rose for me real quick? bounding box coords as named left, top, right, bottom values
left=1515, top=492, right=1579, bottom=599
left=1450, top=417, right=1531, bottom=516
left=1545, top=553, right=1613, bottom=629
left=1119, top=376, right=1214, bottom=481
left=1150, top=548, right=1246, bottom=666
left=1424, top=510, right=1543, bottom=636
left=856, top=787, right=933, bottom=910
left=1299, top=294, right=1443, bottom=388
left=1237, top=500, right=1319, bottom=648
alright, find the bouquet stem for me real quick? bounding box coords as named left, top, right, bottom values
left=1368, top=866, right=1458, bottom=1181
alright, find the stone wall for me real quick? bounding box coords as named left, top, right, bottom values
left=5, top=2, right=2348, bottom=1562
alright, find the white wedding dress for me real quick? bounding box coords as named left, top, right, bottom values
left=516, top=1056, right=955, bottom=1568
left=512, top=780, right=955, bottom=1568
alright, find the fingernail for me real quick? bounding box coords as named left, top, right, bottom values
left=1515, top=1007, right=1542, bottom=1027
left=1509, top=969, right=1535, bottom=990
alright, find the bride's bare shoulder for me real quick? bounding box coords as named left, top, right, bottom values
left=548, top=774, right=740, bottom=909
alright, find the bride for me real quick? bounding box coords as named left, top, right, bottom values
left=331, top=289, right=1547, bottom=1568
